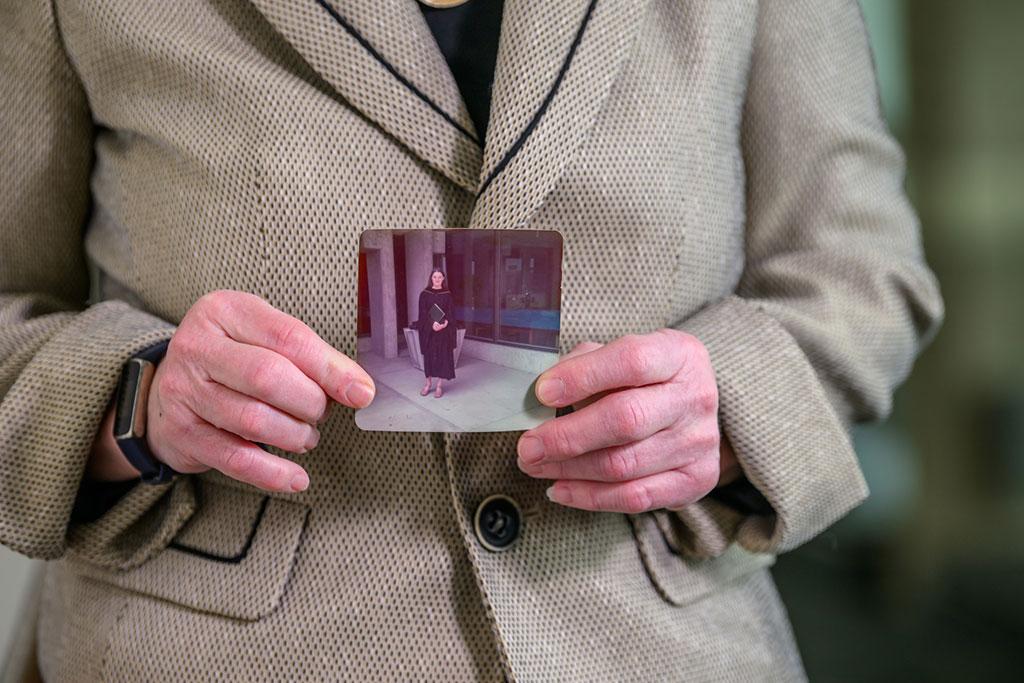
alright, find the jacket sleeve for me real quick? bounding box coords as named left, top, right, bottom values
left=70, top=477, right=140, bottom=525
left=665, top=0, right=945, bottom=560
left=0, top=0, right=198, bottom=571
left=705, top=475, right=773, bottom=517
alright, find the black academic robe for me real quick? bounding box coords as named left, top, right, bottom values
left=417, top=287, right=457, bottom=380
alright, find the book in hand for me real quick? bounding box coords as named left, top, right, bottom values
left=429, top=303, right=446, bottom=324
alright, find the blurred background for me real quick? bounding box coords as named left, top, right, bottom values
left=2, top=0, right=1022, bottom=679
left=770, top=0, right=1024, bottom=679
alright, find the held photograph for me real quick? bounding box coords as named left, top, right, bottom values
left=354, top=228, right=563, bottom=432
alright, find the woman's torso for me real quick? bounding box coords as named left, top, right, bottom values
left=42, top=1, right=790, bottom=680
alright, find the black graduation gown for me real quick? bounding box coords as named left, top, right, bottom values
left=417, top=287, right=457, bottom=380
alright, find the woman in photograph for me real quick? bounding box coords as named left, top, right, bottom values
left=417, top=268, right=457, bottom=398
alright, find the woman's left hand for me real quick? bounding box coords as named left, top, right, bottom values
left=517, top=329, right=741, bottom=513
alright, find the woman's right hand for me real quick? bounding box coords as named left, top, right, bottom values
left=89, top=290, right=375, bottom=493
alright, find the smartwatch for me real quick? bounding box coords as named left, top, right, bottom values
left=113, top=339, right=179, bottom=484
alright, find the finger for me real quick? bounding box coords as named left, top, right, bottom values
left=569, top=393, right=605, bottom=413
left=561, top=342, right=605, bottom=407
left=539, top=342, right=604, bottom=411
left=181, top=409, right=310, bottom=493
left=545, top=459, right=720, bottom=514
left=547, top=342, right=603, bottom=393
left=208, top=291, right=375, bottom=408
left=520, top=424, right=712, bottom=483
left=534, top=330, right=686, bottom=407
left=201, top=334, right=329, bottom=425
left=563, top=340, right=604, bottom=360
left=188, top=378, right=320, bottom=455
left=517, top=383, right=680, bottom=466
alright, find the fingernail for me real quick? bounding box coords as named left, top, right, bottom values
left=305, top=428, right=320, bottom=451
left=536, top=377, right=564, bottom=404
left=290, top=471, right=309, bottom=492
left=518, top=436, right=544, bottom=465
left=546, top=484, right=571, bottom=504
left=345, top=381, right=375, bottom=408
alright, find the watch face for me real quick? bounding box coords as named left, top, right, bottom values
left=114, top=361, right=142, bottom=438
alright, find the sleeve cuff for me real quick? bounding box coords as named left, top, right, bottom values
left=0, top=299, right=197, bottom=569
left=706, top=475, right=774, bottom=516
left=65, top=471, right=197, bottom=571
left=666, top=294, right=870, bottom=559
left=70, top=477, right=140, bottom=524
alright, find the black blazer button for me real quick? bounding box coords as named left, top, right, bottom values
left=473, top=494, right=522, bottom=552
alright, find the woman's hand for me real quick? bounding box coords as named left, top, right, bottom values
left=87, top=290, right=375, bottom=493
left=432, top=320, right=447, bottom=331
left=516, top=329, right=741, bottom=513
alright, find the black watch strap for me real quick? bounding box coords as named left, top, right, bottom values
left=113, top=339, right=178, bottom=485
left=117, top=436, right=178, bottom=485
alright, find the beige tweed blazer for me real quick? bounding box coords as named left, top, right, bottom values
left=0, top=0, right=944, bottom=680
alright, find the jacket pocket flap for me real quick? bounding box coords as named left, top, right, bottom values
left=167, top=482, right=269, bottom=560
left=627, top=509, right=775, bottom=607
left=69, top=479, right=310, bottom=621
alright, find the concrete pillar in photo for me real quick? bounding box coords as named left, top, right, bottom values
left=361, top=230, right=398, bottom=359
left=404, top=230, right=435, bottom=329
left=432, top=230, right=447, bottom=272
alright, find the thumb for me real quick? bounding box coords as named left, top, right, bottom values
left=563, top=340, right=604, bottom=360
left=545, top=340, right=605, bottom=413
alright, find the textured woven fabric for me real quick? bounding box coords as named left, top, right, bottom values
left=0, top=0, right=944, bottom=681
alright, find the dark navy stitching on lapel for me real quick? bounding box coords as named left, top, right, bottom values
left=312, top=0, right=480, bottom=144
left=477, top=0, right=599, bottom=198
left=168, top=495, right=270, bottom=564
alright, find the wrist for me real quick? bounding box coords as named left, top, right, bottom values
left=103, top=338, right=179, bottom=484
left=86, top=399, right=143, bottom=482
left=716, top=431, right=742, bottom=487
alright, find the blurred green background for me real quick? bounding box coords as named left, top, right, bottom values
left=770, top=0, right=1024, bottom=679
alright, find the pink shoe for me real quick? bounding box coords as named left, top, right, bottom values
left=434, top=384, right=443, bottom=398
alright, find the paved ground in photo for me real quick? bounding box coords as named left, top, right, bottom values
left=354, top=348, right=554, bottom=432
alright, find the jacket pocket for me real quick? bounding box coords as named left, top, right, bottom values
left=626, top=509, right=775, bottom=607
left=67, top=477, right=310, bottom=621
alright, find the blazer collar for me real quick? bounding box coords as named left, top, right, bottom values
left=250, top=0, right=650, bottom=224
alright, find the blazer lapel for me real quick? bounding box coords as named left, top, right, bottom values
left=250, top=0, right=483, bottom=194
left=249, top=0, right=651, bottom=216
left=468, top=0, right=652, bottom=229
